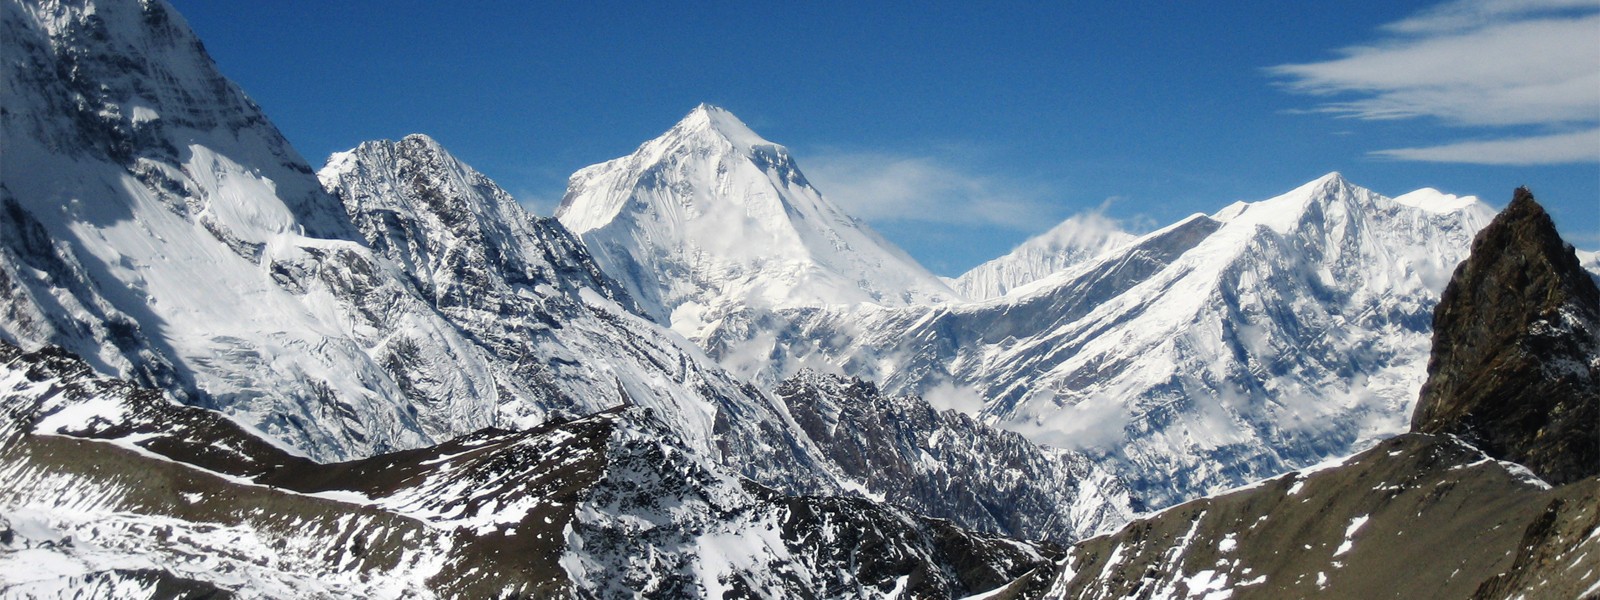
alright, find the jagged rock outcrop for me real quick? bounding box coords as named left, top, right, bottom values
left=1411, top=187, right=1600, bottom=485
left=775, top=371, right=1136, bottom=544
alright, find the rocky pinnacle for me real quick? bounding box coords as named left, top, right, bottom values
left=1411, top=187, right=1600, bottom=485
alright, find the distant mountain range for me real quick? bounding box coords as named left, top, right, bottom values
left=564, top=104, right=1497, bottom=509
left=1, top=0, right=1594, bottom=597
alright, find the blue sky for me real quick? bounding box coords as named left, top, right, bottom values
left=171, top=0, right=1598, bottom=275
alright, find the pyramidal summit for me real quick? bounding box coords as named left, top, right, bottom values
left=556, top=104, right=957, bottom=338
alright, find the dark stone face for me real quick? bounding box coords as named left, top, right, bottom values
left=1411, top=188, right=1600, bottom=486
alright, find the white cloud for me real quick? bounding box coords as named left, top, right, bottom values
left=922, top=381, right=987, bottom=415
left=1269, top=0, right=1600, bottom=164
left=1371, top=127, right=1600, bottom=165
left=1002, top=396, right=1131, bottom=451
left=1271, top=13, right=1599, bottom=126
left=802, top=151, right=1057, bottom=230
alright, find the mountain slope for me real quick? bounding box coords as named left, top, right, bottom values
left=555, top=104, right=956, bottom=337
left=775, top=371, right=1135, bottom=544
left=705, top=173, right=1495, bottom=508
left=316, top=133, right=849, bottom=495
left=0, top=0, right=499, bottom=459
left=0, top=340, right=1057, bottom=598
left=1037, top=188, right=1600, bottom=599
left=0, top=0, right=836, bottom=505
left=1038, top=433, right=1599, bottom=599
left=1, top=0, right=1139, bottom=553
left=952, top=213, right=1135, bottom=300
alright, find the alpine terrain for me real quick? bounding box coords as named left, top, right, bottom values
left=0, top=339, right=1058, bottom=597
left=2, top=0, right=1595, bottom=597
left=1037, top=189, right=1600, bottom=599
left=1, top=1, right=1124, bottom=595
left=558, top=103, right=1503, bottom=510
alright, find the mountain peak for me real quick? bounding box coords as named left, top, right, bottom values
left=399, top=132, right=444, bottom=149
left=668, top=103, right=775, bottom=152
left=555, top=105, right=954, bottom=332
left=1210, top=171, right=1370, bottom=227
left=1412, top=187, right=1600, bottom=485
left=953, top=211, right=1136, bottom=300
left=1299, top=171, right=1354, bottom=198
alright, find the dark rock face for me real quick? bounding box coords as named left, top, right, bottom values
left=1411, top=188, right=1600, bottom=486
left=774, top=371, right=1134, bottom=544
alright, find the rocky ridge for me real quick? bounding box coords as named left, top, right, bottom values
left=0, top=339, right=1057, bottom=598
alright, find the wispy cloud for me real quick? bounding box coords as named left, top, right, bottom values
left=1372, top=127, right=1600, bottom=165
left=1269, top=0, right=1600, bottom=164
left=802, top=151, right=1057, bottom=230
left=1382, top=0, right=1599, bottom=34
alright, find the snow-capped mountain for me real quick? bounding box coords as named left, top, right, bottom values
left=951, top=212, right=1135, bottom=300
left=1041, top=191, right=1600, bottom=599
left=314, top=130, right=1138, bottom=541
left=0, top=0, right=798, bottom=482
left=0, top=0, right=474, bottom=459
left=0, top=0, right=1137, bottom=557
left=702, top=173, right=1495, bottom=508
left=317, top=133, right=857, bottom=494
left=0, top=339, right=1057, bottom=598
left=555, top=105, right=956, bottom=340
